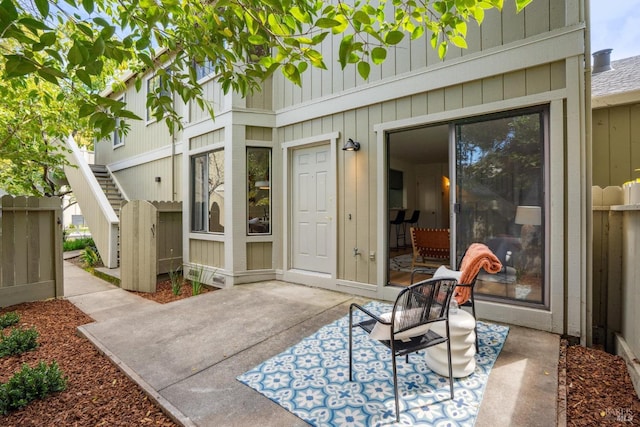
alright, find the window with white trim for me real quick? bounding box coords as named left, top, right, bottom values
left=146, top=69, right=172, bottom=122
left=193, top=58, right=215, bottom=81
left=191, top=149, right=225, bottom=233
left=247, top=147, right=271, bottom=235
left=113, top=95, right=125, bottom=148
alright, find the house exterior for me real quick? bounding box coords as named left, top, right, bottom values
left=592, top=51, right=640, bottom=188
left=68, top=1, right=591, bottom=342
left=591, top=50, right=640, bottom=390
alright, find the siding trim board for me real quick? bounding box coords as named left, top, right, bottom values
left=276, top=25, right=583, bottom=127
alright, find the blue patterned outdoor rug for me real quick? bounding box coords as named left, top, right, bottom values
left=237, top=301, right=509, bottom=426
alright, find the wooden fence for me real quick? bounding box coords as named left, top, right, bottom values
left=0, top=196, right=63, bottom=308
left=119, top=201, right=182, bottom=293
left=592, top=186, right=640, bottom=396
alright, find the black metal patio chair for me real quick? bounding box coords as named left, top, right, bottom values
left=348, top=277, right=458, bottom=422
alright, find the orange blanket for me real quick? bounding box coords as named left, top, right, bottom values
left=455, top=243, right=502, bottom=305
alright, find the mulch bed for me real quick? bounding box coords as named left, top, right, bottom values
left=130, top=277, right=213, bottom=304
left=0, top=300, right=178, bottom=426
left=563, top=340, right=640, bottom=426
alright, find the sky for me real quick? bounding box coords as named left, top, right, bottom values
left=590, top=0, right=640, bottom=61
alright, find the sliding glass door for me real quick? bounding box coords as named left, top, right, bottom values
left=454, top=108, right=546, bottom=305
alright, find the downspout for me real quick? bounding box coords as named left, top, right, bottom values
left=171, top=123, right=176, bottom=202
left=584, top=0, right=594, bottom=347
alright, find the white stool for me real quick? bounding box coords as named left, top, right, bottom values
left=425, top=308, right=477, bottom=378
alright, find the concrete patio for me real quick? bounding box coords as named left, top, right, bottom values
left=64, top=260, right=561, bottom=426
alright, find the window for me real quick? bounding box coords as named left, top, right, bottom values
left=191, top=149, right=225, bottom=233
left=113, top=95, right=125, bottom=148
left=146, top=69, right=172, bottom=122
left=455, top=108, right=547, bottom=305
left=247, top=147, right=271, bottom=235
left=193, top=58, right=215, bottom=81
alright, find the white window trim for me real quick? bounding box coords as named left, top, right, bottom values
left=113, top=94, right=125, bottom=149
left=191, top=148, right=225, bottom=234
left=145, top=69, right=172, bottom=125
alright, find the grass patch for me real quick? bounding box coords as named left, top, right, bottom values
left=62, top=237, right=94, bottom=252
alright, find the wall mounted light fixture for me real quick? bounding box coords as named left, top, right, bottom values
left=342, top=138, right=361, bottom=151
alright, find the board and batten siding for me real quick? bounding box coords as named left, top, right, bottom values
left=592, top=104, right=640, bottom=187
left=247, top=242, right=273, bottom=270
left=190, top=128, right=224, bottom=150
left=112, top=155, right=182, bottom=201
left=189, top=239, right=224, bottom=268
left=273, top=0, right=568, bottom=110
left=95, top=75, right=178, bottom=166
left=278, top=62, right=567, bottom=286
left=189, top=78, right=227, bottom=124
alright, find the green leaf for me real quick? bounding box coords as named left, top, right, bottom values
left=68, top=42, right=85, bottom=66
left=18, top=17, right=50, bottom=31
left=338, top=35, right=353, bottom=68
left=438, top=41, right=447, bottom=59
left=516, top=0, right=533, bottom=12
left=353, top=10, right=371, bottom=25
left=450, top=35, right=467, bottom=49
left=357, top=61, right=370, bottom=80
left=384, top=30, right=404, bottom=45
left=316, top=18, right=341, bottom=29
left=4, top=55, right=37, bottom=76
left=37, top=68, right=58, bottom=85
left=282, top=63, right=301, bottom=86
left=78, top=103, right=95, bottom=118
left=100, top=117, right=117, bottom=136
left=44, top=48, right=63, bottom=63
left=411, top=26, right=425, bottom=40
left=76, top=69, right=93, bottom=87
left=1, top=0, right=18, bottom=21
left=290, top=6, right=311, bottom=24
left=82, top=0, right=94, bottom=14
left=39, top=32, right=56, bottom=46
left=118, top=110, right=142, bottom=120
left=34, top=0, right=49, bottom=17
left=76, top=23, right=93, bottom=38
left=248, top=34, right=267, bottom=45
left=91, top=37, right=105, bottom=57
left=371, top=47, right=387, bottom=65
left=93, top=17, right=111, bottom=28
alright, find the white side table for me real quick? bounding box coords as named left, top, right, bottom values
left=424, top=308, right=476, bottom=378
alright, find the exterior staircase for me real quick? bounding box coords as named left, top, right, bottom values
left=89, top=165, right=125, bottom=216
left=62, top=135, right=122, bottom=268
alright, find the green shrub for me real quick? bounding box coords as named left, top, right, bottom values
left=63, top=237, right=95, bottom=252
left=80, top=246, right=101, bottom=268
left=189, top=267, right=205, bottom=296
left=168, top=250, right=183, bottom=296
left=169, top=267, right=183, bottom=296
left=0, top=361, right=68, bottom=415
left=0, top=328, right=39, bottom=358
left=0, top=312, right=19, bottom=329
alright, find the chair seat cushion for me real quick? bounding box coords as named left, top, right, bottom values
left=432, top=265, right=462, bottom=281
left=369, top=309, right=431, bottom=342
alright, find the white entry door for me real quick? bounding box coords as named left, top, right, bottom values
left=292, top=144, right=332, bottom=273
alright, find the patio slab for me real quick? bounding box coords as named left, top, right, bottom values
left=64, top=262, right=560, bottom=426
